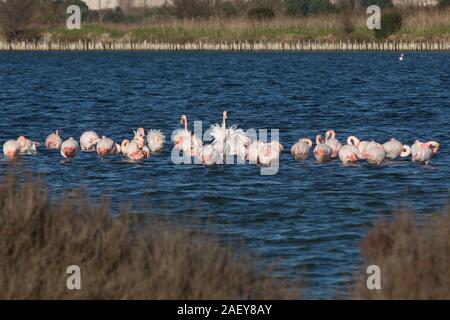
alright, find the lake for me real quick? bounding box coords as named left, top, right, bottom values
left=0, top=51, right=449, bottom=299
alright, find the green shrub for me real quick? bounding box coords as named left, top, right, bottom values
left=374, top=12, right=402, bottom=39
left=284, top=0, right=334, bottom=16
left=221, top=1, right=239, bottom=17
left=248, top=7, right=275, bottom=20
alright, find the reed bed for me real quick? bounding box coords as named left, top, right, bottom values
left=356, top=208, right=450, bottom=299
left=42, top=8, right=450, bottom=43
left=0, top=176, right=294, bottom=299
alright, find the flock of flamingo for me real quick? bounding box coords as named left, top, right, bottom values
left=2, top=111, right=440, bottom=166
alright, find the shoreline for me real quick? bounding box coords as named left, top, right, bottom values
left=1, top=40, right=450, bottom=51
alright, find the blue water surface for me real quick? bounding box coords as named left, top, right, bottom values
left=0, top=52, right=449, bottom=299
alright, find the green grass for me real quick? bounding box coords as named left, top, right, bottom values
left=48, top=24, right=125, bottom=41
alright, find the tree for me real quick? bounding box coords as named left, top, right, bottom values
left=374, top=11, right=402, bottom=39
left=360, top=0, right=393, bottom=9
left=97, top=0, right=114, bottom=24
left=439, top=0, right=450, bottom=7
left=248, top=7, right=275, bottom=20
left=0, top=0, right=39, bottom=40
left=284, top=0, right=333, bottom=16
left=168, top=0, right=214, bottom=19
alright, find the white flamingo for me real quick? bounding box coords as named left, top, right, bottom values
left=3, top=140, right=20, bottom=160
left=338, top=137, right=360, bottom=164
left=96, top=136, right=117, bottom=157
left=325, top=129, right=342, bottom=159
left=313, top=134, right=332, bottom=162
left=383, top=138, right=411, bottom=160
left=249, top=140, right=283, bottom=165
left=411, top=140, right=439, bottom=164
left=121, top=137, right=148, bottom=162
left=291, top=138, right=313, bottom=160
left=45, top=130, right=62, bottom=150
left=365, top=145, right=386, bottom=166
left=80, top=131, right=100, bottom=151
left=347, top=136, right=380, bottom=160
left=61, top=138, right=79, bottom=159
left=200, top=144, right=222, bottom=166
left=172, top=114, right=202, bottom=157
left=146, top=129, right=165, bottom=152
left=17, top=136, right=40, bottom=155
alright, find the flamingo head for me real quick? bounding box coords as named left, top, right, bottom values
left=427, top=141, right=440, bottom=154
left=300, top=138, right=313, bottom=148
left=315, top=134, right=323, bottom=145
left=401, top=145, right=411, bottom=157
left=18, top=136, right=27, bottom=148
left=180, top=114, right=187, bottom=126
left=325, top=129, right=336, bottom=140
left=121, top=139, right=130, bottom=152
left=223, top=111, right=228, bottom=120
left=347, top=136, right=360, bottom=147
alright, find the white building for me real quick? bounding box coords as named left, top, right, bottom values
left=392, top=0, right=438, bottom=6
left=82, top=0, right=168, bottom=10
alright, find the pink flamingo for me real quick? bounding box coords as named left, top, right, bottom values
left=172, top=114, right=202, bottom=157
left=411, top=140, right=439, bottom=164
left=338, top=137, right=360, bottom=164
left=121, top=136, right=149, bottom=161
left=61, top=138, right=79, bottom=159
left=17, top=136, right=40, bottom=155
left=365, top=145, right=386, bottom=166
left=80, top=131, right=100, bottom=151
left=45, top=130, right=62, bottom=150
left=383, top=138, right=410, bottom=160
left=3, top=140, right=20, bottom=160
left=96, top=136, right=117, bottom=157
left=313, top=134, right=332, bottom=162
left=291, top=138, right=313, bottom=160
left=325, top=129, right=342, bottom=159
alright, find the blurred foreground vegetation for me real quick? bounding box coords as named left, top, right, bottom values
left=0, top=175, right=295, bottom=299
